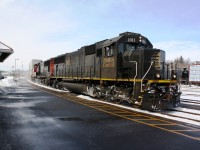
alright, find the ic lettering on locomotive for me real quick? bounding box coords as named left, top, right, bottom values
left=103, top=57, right=114, bottom=68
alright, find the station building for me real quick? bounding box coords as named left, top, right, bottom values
left=0, top=41, right=13, bottom=62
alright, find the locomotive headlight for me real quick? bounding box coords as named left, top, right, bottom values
left=172, top=74, right=177, bottom=79
left=156, top=73, right=161, bottom=79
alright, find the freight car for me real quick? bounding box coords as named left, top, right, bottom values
left=188, top=64, right=200, bottom=85
left=32, top=32, right=181, bottom=111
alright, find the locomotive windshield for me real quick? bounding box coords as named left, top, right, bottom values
left=118, top=42, right=144, bottom=53
left=126, top=43, right=135, bottom=51
left=118, top=43, right=136, bottom=53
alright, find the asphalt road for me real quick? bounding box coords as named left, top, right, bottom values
left=0, top=79, right=200, bottom=150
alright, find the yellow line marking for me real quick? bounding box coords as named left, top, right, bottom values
left=150, top=124, right=177, bottom=126
left=123, top=114, right=142, bottom=117
left=170, top=130, right=200, bottom=132
left=123, top=115, right=146, bottom=118
left=65, top=101, right=200, bottom=140
left=109, top=111, right=133, bottom=113
left=33, top=85, right=200, bottom=141
left=131, top=119, right=153, bottom=120
left=40, top=88, right=200, bottom=130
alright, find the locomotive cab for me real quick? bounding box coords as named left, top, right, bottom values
left=101, top=32, right=181, bottom=110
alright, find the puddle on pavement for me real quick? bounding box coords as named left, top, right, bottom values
left=58, top=117, right=83, bottom=121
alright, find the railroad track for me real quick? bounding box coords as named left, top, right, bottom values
left=181, top=93, right=200, bottom=97
left=181, top=98, right=200, bottom=105
left=162, top=108, right=200, bottom=126
left=180, top=91, right=200, bottom=109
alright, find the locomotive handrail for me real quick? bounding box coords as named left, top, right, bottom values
left=141, top=62, right=154, bottom=92
left=130, top=61, right=137, bottom=88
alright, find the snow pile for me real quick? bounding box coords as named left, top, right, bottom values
left=28, top=80, right=69, bottom=93
left=0, top=76, right=19, bottom=94
left=0, top=76, right=18, bottom=87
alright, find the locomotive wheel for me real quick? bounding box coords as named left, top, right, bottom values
left=52, top=80, right=59, bottom=89
left=173, top=94, right=181, bottom=107
left=87, top=85, right=96, bottom=97
left=55, top=83, right=59, bottom=89
left=151, top=96, right=161, bottom=111
left=150, top=93, right=158, bottom=111
left=95, top=91, right=102, bottom=99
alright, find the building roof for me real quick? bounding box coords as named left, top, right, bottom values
left=0, top=41, right=14, bottom=62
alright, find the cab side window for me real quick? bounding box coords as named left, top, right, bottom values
left=104, top=46, right=113, bottom=57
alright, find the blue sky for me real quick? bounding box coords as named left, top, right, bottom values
left=0, top=0, right=200, bottom=71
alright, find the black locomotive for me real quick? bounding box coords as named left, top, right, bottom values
left=32, top=32, right=181, bottom=111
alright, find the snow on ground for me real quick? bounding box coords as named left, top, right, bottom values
left=180, top=84, right=200, bottom=101
left=0, top=76, right=18, bottom=87
left=0, top=77, right=200, bottom=126
left=28, top=79, right=69, bottom=93
left=0, top=76, right=19, bottom=94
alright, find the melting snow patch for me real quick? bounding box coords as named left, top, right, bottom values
left=28, top=80, right=69, bottom=93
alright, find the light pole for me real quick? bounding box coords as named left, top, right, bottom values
left=15, top=59, right=19, bottom=72
left=15, top=58, right=19, bottom=77
left=21, top=61, right=23, bottom=78
left=12, top=66, right=14, bottom=74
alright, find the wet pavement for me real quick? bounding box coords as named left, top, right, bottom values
left=0, top=80, right=200, bottom=150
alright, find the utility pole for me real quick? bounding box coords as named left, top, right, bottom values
left=15, top=58, right=19, bottom=77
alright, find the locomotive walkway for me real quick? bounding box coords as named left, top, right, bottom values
left=0, top=79, right=200, bottom=150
